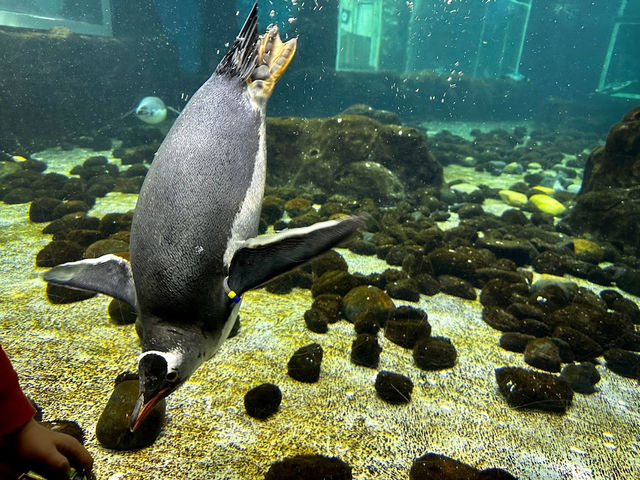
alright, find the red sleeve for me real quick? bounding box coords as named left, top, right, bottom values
left=0, top=346, right=37, bottom=438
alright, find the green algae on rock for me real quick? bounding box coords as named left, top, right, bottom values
left=96, top=377, right=165, bottom=451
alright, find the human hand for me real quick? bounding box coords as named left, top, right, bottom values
left=11, top=418, right=94, bottom=479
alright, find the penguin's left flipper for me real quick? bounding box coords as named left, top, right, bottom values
left=43, top=254, right=137, bottom=307
left=167, top=106, right=181, bottom=116
left=228, top=215, right=366, bottom=294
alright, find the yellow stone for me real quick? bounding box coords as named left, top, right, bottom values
left=573, top=238, right=603, bottom=261
left=529, top=194, right=566, bottom=216
left=532, top=185, right=554, bottom=195
left=499, top=189, right=528, bottom=207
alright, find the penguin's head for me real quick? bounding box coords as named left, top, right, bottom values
left=130, top=350, right=185, bottom=431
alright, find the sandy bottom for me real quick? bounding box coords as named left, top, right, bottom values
left=1, top=148, right=639, bottom=479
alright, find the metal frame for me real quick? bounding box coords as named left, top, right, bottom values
left=0, top=0, right=112, bottom=36
left=596, top=0, right=640, bottom=99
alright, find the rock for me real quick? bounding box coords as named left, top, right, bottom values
left=506, top=302, right=545, bottom=321
left=265, top=268, right=312, bottom=294
left=341, top=103, right=402, bottom=125
left=571, top=238, right=604, bottom=263
left=346, top=238, right=377, bottom=256
left=609, top=296, right=640, bottom=324
left=480, top=279, right=529, bottom=308
left=311, top=270, right=360, bottom=298
left=475, top=237, right=539, bottom=266
left=580, top=106, right=640, bottom=192
left=604, top=348, right=640, bottom=379
left=549, top=337, right=574, bottom=363
left=84, top=238, right=129, bottom=258
left=386, top=278, right=420, bottom=302
left=288, top=343, right=323, bottom=383
left=244, top=383, right=282, bottom=419
left=99, top=212, right=133, bottom=237
left=261, top=195, right=285, bottom=224
left=571, top=287, right=607, bottom=312
left=374, top=371, right=413, bottom=404
left=567, top=187, right=640, bottom=256
left=500, top=208, right=529, bottom=225
left=304, top=309, right=329, bottom=333
left=46, top=283, right=96, bottom=304
left=495, top=367, right=573, bottom=413
left=385, top=315, right=431, bottom=349
left=528, top=285, right=571, bottom=316
left=499, top=332, right=536, bottom=353
left=414, top=273, right=441, bottom=296
left=482, top=306, right=521, bottom=332
left=284, top=197, right=312, bottom=217
left=548, top=304, right=633, bottom=348
left=437, top=274, right=476, bottom=300
left=311, top=250, right=348, bottom=278
left=108, top=299, right=137, bottom=325
left=532, top=251, right=568, bottom=276
left=503, top=161, right=524, bottom=174
left=29, top=197, right=63, bottom=222
left=353, top=311, right=380, bottom=335
left=266, top=115, right=442, bottom=196
left=529, top=194, right=566, bottom=216
left=311, top=294, right=343, bottom=323
left=427, top=247, right=494, bottom=281
left=524, top=338, right=562, bottom=372
left=264, top=454, right=352, bottom=480
left=560, top=363, right=600, bottom=394
left=42, top=213, right=100, bottom=236
left=336, top=161, right=405, bottom=203
left=456, top=204, right=484, bottom=219
left=350, top=334, right=382, bottom=368
left=96, top=378, right=165, bottom=450
left=52, top=200, right=90, bottom=218
left=499, top=189, right=528, bottom=207
left=552, top=326, right=603, bottom=361
left=36, top=240, right=84, bottom=267
left=342, top=285, right=395, bottom=326
left=413, top=336, right=457, bottom=370
left=3, top=187, right=34, bottom=204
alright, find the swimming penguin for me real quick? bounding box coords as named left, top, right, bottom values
left=43, top=3, right=364, bottom=432
left=122, top=96, right=181, bottom=124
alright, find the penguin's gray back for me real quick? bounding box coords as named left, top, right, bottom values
left=130, top=74, right=265, bottom=320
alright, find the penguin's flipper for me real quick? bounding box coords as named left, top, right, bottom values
left=167, top=106, right=182, bottom=116
left=228, top=215, right=366, bottom=294
left=43, top=254, right=137, bottom=307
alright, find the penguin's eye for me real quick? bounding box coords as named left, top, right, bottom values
left=166, top=371, right=178, bottom=382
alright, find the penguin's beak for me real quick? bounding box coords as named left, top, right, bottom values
left=129, top=387, right=169, bottom=432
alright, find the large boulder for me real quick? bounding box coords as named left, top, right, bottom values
left=266, top=115, right=442, bottom=204
left=581, top=106, right=640, bottom=192
left=567, top=107, right=640, bottom=254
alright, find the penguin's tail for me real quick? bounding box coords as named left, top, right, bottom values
left=215, top=2, right=259, bottom=81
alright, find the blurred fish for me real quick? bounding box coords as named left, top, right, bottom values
left=122, top=96, right=181, bottom=124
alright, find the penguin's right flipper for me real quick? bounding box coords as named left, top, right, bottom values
left=43, top=254, right=137, bottom=307
left=228, top=215, right=366, bottom=294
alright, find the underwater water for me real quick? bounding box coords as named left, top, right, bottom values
left=1, top=1, right=640, bottom=479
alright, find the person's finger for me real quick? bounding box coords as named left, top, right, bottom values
left=36, top=448, right=71, bottom=480
left=54, top=433, right=94, bottom=473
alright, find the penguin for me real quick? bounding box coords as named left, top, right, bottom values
left=122, top=96, right=181, bottom=124
left=43, top=2, right=365, bottom=432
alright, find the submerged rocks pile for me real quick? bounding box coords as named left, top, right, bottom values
left=568, top=106, right=640, bottom=257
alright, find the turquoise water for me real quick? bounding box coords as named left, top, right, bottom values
left=0, top=1, right=639, bottom=479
